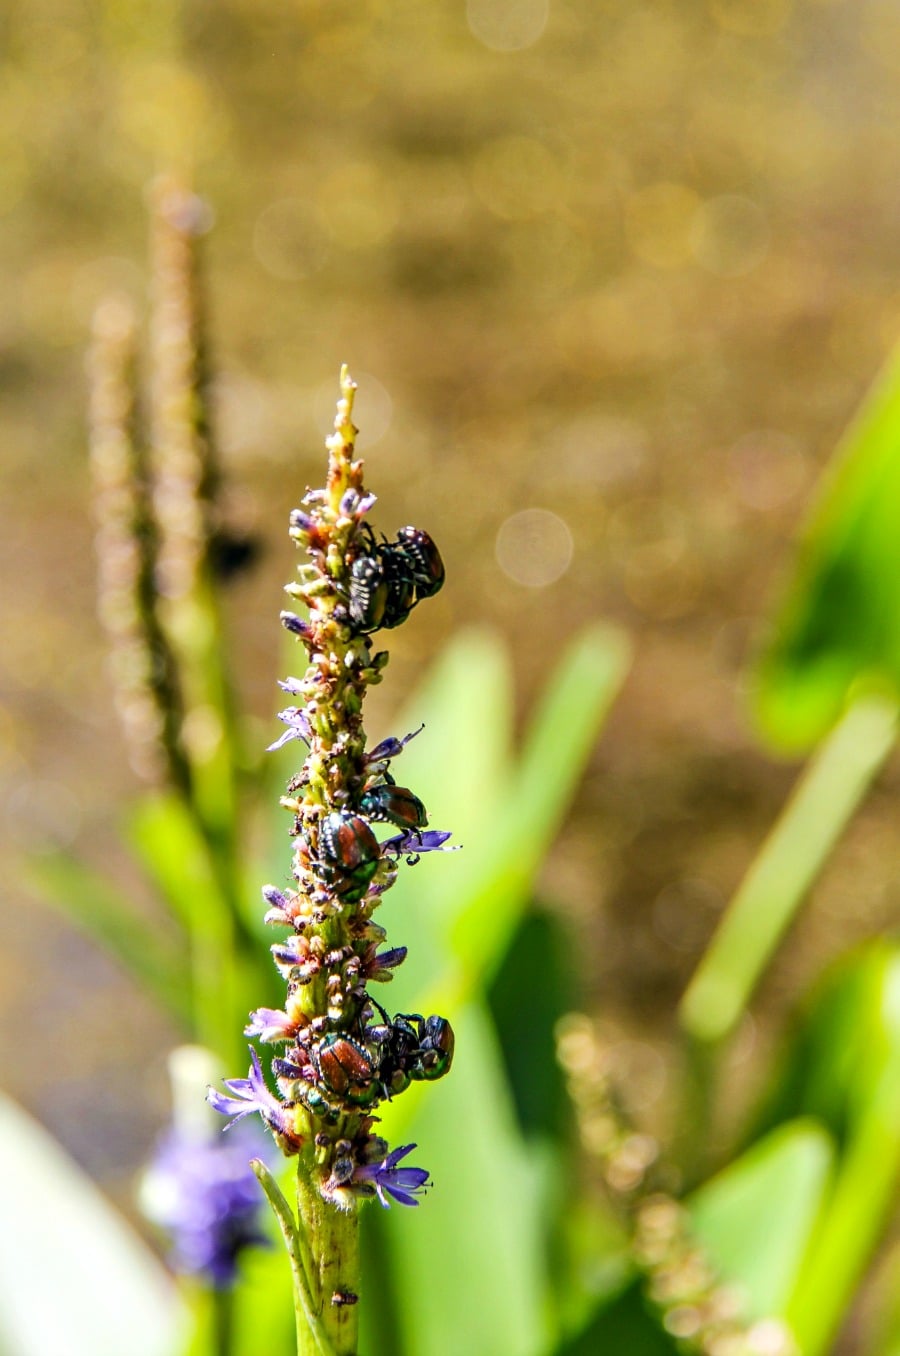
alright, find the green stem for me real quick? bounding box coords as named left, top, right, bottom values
left=679, top=694, right=898, bottom=1047
left=295, top=1162, right=360, bottom=1356
left=213, top=1286, right=233, bottom=1356
left=253, top=1159, right=359, bottom=1356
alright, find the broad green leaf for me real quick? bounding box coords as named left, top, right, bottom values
left=367, top=627, right=515, bottom=1013
left=24, top=850, right=191, bottom=1027
left=230, top=1244, right=304, bottom=1356
left=487, top=907, right=574, bottom=1141
left=373, top=1001, right=554, bottom=1356
left=688, top=1119, right=833, bottom=1320
left=753, top=341, right=900, bottom=752
left=0, top=1091, right=183, bottom=1356
left=450, top=623, right=631, bottom=988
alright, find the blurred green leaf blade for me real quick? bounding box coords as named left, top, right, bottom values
left=680, top=693, right=897, bottom=1045
left=487, top=906, right=574, bottom=1142
left=781, top=946, right=900, bottom=1355
left=450, top=622, right=631, bottom=989
left=24, top=849, right=191, bottom=1027
left=553, top=1278, right=680, bottom=1356
left=753, top=341, right=900, bottom=752
left=688, top=1119, right=833, bottom=1321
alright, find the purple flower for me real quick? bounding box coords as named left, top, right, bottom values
left=278, top=677, right=306, bottom=695
left=280, top=610, right=313, bottom=639
left=244, top=1007, right=297, bottom=1042
left=142, top=1122, right=269, bottom=1289
left=339, top=488, right=376, bottom=519
left=207, top=1049, right=296, bottom=1142
left=267, top=705, right=312, bottom=752
left=381, top=829, right=459, bottom=857
left=360, top=944, right=407, bottom=983
left=365, top=725, right=424, bottom=765
left=353, top=1144, right=430, bottom=1208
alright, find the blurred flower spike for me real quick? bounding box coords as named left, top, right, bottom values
left=208, top=366, right=456, bottom=1345
left=142, top=1121, right=270, bottom=1289
left=141, top=1046, right=273, bottom=1292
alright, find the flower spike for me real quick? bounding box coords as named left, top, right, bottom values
left=210, top=368, right=456, bottom=1348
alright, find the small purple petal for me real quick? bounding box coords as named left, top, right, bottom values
left=375, top=945, right=407, bottom=969
left=266, top=727, right=299, bottom=753
left=266, top=706, right=312, bottom=752
left=262, top=884, right=289, bottom=910
left=278, top=677, right=306, bottom=695
left=208, top=1049, right=295, bottom=1141
left=280, top=611, right=313, bottom=639
left=365, top=725, right=424, bottom=764
left=364, top=945, right=407, bottom=982
left=244, top=1008, right=296, bottom=1042
left=381, top=829, right=459, bottom=856
left=289, top=510, right=315, bottom=534
left=206, top=1086, right=257, bottom=1124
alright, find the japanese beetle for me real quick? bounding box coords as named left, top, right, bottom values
left=347, top=554, right=389, bottom=632
left=385, top=1013, right=454, bottom=1083
left=317, top=811, right=381, bottom=901
left=346, top=550, right=415, bottom=633
left=359, top=783, right=428, bottom=833
left=395, top=526, right=445, bottom=599
left=379, top=547, right=417, bottom=628
left=364, top=1005, right=455, bottom=1093
left=314, top=1034, right=380, bottom=1107
left=410, top=1013, right=455, bottom=1081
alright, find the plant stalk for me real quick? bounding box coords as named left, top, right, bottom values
left=295, top=1163, right=360, bottom=1356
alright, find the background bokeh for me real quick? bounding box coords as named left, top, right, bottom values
left=4, top=0, right=900, bottom=1331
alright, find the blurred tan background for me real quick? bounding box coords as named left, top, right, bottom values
left=4, top=0, right=900, bottom=1215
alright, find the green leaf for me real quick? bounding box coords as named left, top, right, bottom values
left=126, top=791, right=225, bottom=934
left=230, top=1243, right=299, bottom=1356
left=381, top=624, right=629, bottom=1015
left=367, top=628, right=514, bottom=1010
left=553, top=1278, right=680, bottom=1356
left=753, top=340, right=900, bottom=753
left=680, top=693, right=898, bottom=1045
left=450, top=623, right=631, bottom=988
left=0, top=1090, right=183, bottom=1356
left=23, top=850, right=191, bottom=1027
left=751, top=940, right=900, bottom=1143
left=487, top=907, right=575, bottom=1141
left=783, top=948, right=900, bottom=1356
left=688, top=1119, right=834, bottom=1320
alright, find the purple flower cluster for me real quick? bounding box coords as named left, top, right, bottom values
left=143, top=1121, right=270, bottom=1289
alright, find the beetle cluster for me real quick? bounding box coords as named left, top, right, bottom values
left=345, top=526, right=445, bottom=633
left=274, top=1004, right=455, bottom=1122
